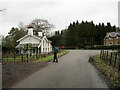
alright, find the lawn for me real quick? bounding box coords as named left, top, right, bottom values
left=33, top=50, right=69, bottom=63
left=93, top=55, right=120, bottom=88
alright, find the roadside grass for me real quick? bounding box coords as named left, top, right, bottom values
left=4, top=55, right=38, bottom=58
left=3, top=57, right=36, bottom=62
left=93, top=55, right=120, bottom=88
left=3, top=55, right=38, bottom=62
left=3, top=57, right=22, bottom=62
left=33, top=50, right=69, bottom=63
left=2, top=50, right=69, bottom=63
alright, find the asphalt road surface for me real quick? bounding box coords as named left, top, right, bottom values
left=11, top=50, right=108, bottom=88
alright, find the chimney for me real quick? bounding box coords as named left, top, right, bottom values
left=28, top=25, right=33, bottom=35
left=38, top=32, right=43, bottom=37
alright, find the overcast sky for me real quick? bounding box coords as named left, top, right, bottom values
left=0, top=0, right=119, bottom=36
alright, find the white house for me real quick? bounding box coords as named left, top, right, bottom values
left=15, top=26, right=53, bottom=54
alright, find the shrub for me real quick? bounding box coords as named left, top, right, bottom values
left=85, top=45, right=120, bottom=50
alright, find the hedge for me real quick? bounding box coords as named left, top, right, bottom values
left=84, top=45, right=120, bottom=50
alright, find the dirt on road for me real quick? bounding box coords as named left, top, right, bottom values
left=2, top=61, right=49, bottom=88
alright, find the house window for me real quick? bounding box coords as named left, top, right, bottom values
left=116, top=37, right=119, bottom=39
left=109, top=37, right=111, bottom=40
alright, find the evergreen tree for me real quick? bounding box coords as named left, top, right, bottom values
left=48, top=21, right=116, bottom=49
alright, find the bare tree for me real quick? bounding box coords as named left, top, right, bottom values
left=18, top=22, right=27, bottom=31
left=30, top=18, right=54, bottom=33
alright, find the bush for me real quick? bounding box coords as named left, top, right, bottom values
left=84, top=45, right=120, bottom=50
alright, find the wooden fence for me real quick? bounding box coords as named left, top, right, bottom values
left=2, top=52, right=53, bottom=64
left=100, top=50, right=120, bottom=71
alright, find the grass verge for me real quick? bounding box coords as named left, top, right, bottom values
left=92, top=55, right=120, bottom=88
left=33, top=50, right=69, bottom=63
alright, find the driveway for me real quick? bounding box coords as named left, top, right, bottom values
left=10, top=50, right=108, bottom=88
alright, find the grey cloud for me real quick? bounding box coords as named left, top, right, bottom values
left=0, top=0, right=119, bottom=35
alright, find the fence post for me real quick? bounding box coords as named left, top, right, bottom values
left=104, top=51, right=106, bottom=61
left=109, top=52, right=113, bottom=66
left=2, top=56, right=3, bottom=64
left=30, top=49, right=32, bottom=61
left=106, top=50, right=108, bottom=62
left=2, top=56, right=4, bottom=64
left=114, top=52, right=117, bottom=67
left=100, top=50, right=102, bottom=59
left=7, top=55, right=8, bottom=63
left=105, top=50, right=108, bottom=62
left=36, top=51, right=37, bottom=59
left=102, top=50, right=104, bottom=60
left=21, top=54, right=23, bottom=62
left=118, top=52, right=120, bottom=71
left=14, top=53, right=15, bottom=63
left=103, top=51, right=105, bottom=61
left=27, top=53, right=28, bottom=62
left=27, top=44, right=28, bottom=62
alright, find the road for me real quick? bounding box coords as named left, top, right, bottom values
left=11, top=50, right=108, bottom=88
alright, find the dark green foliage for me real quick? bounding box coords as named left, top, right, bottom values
left=49, top=21, right=116, bottom=49
left=84, top=45, right=120, bottom=50
left=2, top=27, right=27, bottom=53
left=48, top=30, right=62, bottom=47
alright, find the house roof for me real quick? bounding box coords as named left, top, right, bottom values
left=34, top=35, right=43, bottom=39
left=16, top=32, right=52, bottom=48
left=17, top=35, right=43, bottom=42
left=34, top=35, right=52, bottom=42
left=104, top=32, right=120, bottom=39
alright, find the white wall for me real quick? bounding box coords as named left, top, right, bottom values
left=41, top=39, right=43, bottom=53
left=20, top=36, right=40, bottom=44
left=41, top=36, right=52, bottom=53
